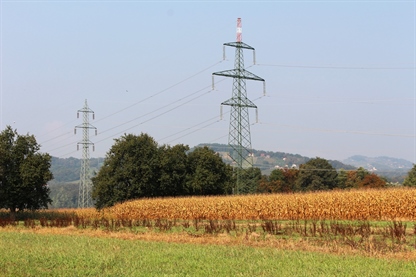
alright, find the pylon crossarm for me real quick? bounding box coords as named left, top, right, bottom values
left=77, top=108, right=94, bottom=113
left=223, top=43, right=256, bottom=65
left=224, top=42, right=255, bottom=50
left=212, top=69, right=265, bottom=82
left=75, top=124, right=97, bottom=130
left=77, top=141, right=94, bottom=146
left=221, top=97, right=257, bottom=108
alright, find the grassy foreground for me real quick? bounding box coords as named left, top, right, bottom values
left=1, top=231, right=415, bottom=276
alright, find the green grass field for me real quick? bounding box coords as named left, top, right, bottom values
left=0, top=231, right=415, bottom=276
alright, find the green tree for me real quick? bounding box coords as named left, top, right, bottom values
left=157, top=144, right=189, bottom=196
left=269, top=168, right=285, bottom=182
left=238, top=167, right=262, bottom=194
left=296, top=157, right=338, bottom=191
left=0, top=126, right=53, bottom=220
left=336, top=169, right=348, bottom=189
left=92, top=133, right=160, bottom=209
left=92, top=134, right=233, bottom=209
left=403, top=164, right=416, bottom=187
left=186, top=146, right=233, bottom=195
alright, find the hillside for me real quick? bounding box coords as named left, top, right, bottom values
left=48, top=157, right=104, bottom=208
left=198, top=143, right=411, bottom=182
left=343, top=155, right=413, bottom=171
left=197, top=143, right=355, bottom=175
left=50, top=156, right=104, bottom=183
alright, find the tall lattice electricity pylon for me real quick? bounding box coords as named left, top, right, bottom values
left=212, top=18, right=266, bottom=194
left=74, top=99, right=97, bottom=208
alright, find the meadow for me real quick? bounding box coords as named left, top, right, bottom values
left=1, top=230, right=416, bottom=276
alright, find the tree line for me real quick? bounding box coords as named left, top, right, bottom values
left=2, top=126, right=416, bottom=216
left=90, top=133, right=389, bottom=208
left=257, top=160, right=386, bottom=194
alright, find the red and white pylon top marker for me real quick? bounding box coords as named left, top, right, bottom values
left=236, top=18, right=242, bottom=42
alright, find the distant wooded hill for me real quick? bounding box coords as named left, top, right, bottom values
left=195, top=143, right=411, bottom=184
left=48, top=157, right=104, bottom=208
left=50, top=156, right=104, bottom=183
left=343, top=155, right=413, bottom=171
left=195, top=143, right=356, bottom=175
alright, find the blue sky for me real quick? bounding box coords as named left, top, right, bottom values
left=1, top=0, right=414, bottom=164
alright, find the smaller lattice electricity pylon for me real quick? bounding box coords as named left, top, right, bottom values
left=212, top=18, right=265, bottom=194
left=74, top=99, right=97, bottom=208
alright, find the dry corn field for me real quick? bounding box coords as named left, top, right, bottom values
left=70, top=187, right=416, bottom=221
left=3, top=187, right=416, bottom=257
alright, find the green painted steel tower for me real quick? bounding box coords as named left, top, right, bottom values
left=212, top=18, right=265, bottom=194
left=75, top=99, right=97, bottom=208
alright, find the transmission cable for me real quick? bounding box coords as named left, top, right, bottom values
left=98, top=84, right=213, bottom=135
left=38, top=119, right=78, bottom=142
left=256, top=63, right=415, bottom=70
left=40, top=60, right=223, bottom=148
left=94, top=89, right=212, bottom=144
left=158, top=114, right=221, bottom=142
left=39, top=130, right=73, bottom=145
left=165, top=117, right=223, bottom=145
left=163, top=94, right=265, bottom=144
left=257, top=122, right=415, bottom=138
left=94, top=60, right=223, bottom=124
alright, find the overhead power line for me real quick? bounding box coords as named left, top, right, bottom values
left=166, top=118, right=222, bottom=145
left=159, top=114, right=221, bottom=142
left=94, top=89, right=212, bottom=145
left=37, top=119, right=78, bottom=142
left=94, top=60, right=223, bottom=124
left=98, top=83, right=215, bottom=135
left=160, top=94, right=265, bottom=145
left=47, top=139, right=78, bottom=153
left=256, top=63, right=415, bottom=70
left=39, top=131, right=73, bottom=145
left=54, top=83, right=222, bottom=157
left=258, top=122, right=415, bottom=138
left=38, top=61, right=222, bottom=143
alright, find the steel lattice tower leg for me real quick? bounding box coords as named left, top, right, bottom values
left=212, top=18, right=266, bottom=194
left=75, top=99, right=97, bottom=208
